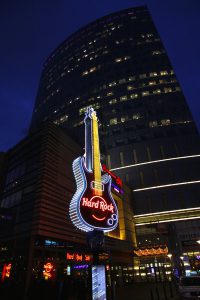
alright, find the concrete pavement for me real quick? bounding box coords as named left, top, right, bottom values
left=113, top=282, right=180, bottom=300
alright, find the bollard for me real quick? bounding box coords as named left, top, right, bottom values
left=150, top=287, right=155, bottom=300
left=169, top=281, right=173, bottom=298
left=163, top=284, right=167, bottom=300
left=156, top=287, right=160, bottom=300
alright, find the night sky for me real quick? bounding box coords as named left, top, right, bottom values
left=1, top=0, right=199, bottom=151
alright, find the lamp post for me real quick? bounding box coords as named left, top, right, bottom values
left=180, top=256, right=185, bottom=276
left=167, top=254, right=173, bottom=281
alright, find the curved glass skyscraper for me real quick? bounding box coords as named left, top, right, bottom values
left=30, top=6, right=200, bottom=227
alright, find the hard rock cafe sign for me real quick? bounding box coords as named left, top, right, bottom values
left=69, top=108, right=118, bottom=232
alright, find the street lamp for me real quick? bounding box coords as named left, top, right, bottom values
left=167, top=254, right=173, bottom=280
left=180, top=256, right=185, bottom=276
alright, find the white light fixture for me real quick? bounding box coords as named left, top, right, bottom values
left=110, top=154, right=200, bottom=171
left=197, top=240, right=200, bottom=244
left=133, top=180, right=200, bottom=192
left=167, top=254, right=172, bottom=259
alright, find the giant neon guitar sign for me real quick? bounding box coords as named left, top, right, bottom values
left=69, top=108, right=118, bottom=232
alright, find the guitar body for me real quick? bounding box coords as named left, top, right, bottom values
left=70, top=157, right=118, bottom=232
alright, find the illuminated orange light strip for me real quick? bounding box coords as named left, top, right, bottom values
left=92, top=214, right=106, bottom=221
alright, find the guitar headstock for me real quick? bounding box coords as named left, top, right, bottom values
left=84, top=107, right=98, bottom=122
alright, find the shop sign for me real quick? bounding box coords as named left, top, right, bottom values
left=66, top=252, right=91, bottom=262
left=69, top=108, right=118, bottom=232
left=73, top=265, right=88, bottom=269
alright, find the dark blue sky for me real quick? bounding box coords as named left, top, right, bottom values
left=0, top=0, right=199, bottom=151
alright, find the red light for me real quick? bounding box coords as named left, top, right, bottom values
left=43, top=262, right=54, bottom=279
left=102, top=164, right=122, bottom=188
left=2, top=263, right=12, bottom=281
left=92, top=215, right=106, bottom=221
left=82, top=196, right=114, bottom=214
left=66, top=252, right=91, bottom=262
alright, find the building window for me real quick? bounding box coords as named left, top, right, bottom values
left=153, top=89, right=161, bottom=94
left=106, top=154, right=111, bottom=169
left=146, top=147, right=151, bottom=161
left=142, top=91, right=150, bottom=97
left=153, top=169, right=159, bottom=185
left=149, top=72, right=158, bottom=77
left=54, top=114, right=68, bottom=125
left=120, top=152, right=124, bottom=166
left=149, top=121, right=158, bottom=128
left=149, top=81, right=156, bottom=86
left=139, top=74, right=146, bottom=79
left=127, top=85, right=135, bottom=91
left=109, top=98, right=117, bottom=105
left=133, top=149, right=138, bottom=163
left=115, top=56, right=131, bottom=63
left=109, top=81, right=117, bottom=87
left=110, top=118, right=117, bottom=125
left=73, top=120, right=84, bottom=127
left=115, top=58, right=122, bottom=63
left=125, top=174, right=129, bottom=182
left=133, top=114, right=141, bottom=120
left=82, top=70, right=89, bottom=76
left=90, top=67, right=96, bottom=72
left=160, top=145, right=165, bottom=158
left=161, top=119, right=170, bottom=126
left=175, top=86, right=181, bottom=91
left=139, top=171, right=145, bottom=187
left=130, top=93, right=138, bottom=99
left=120, top=95, right=128, bottom=102
left=160, top=70, right=168, bottom=76
left=152, top=50, right=162, bottom=55
left=119, top=78, right=126, bottom=84
left=164, top=87, right=172, bottom=93
left=174, top=143, right=180, bottom=156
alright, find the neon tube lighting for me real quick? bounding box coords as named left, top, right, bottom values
left=134, top=207, right=200, bottom=218
left=110, top=154, right=200, bottom=172
left=133, top=180, right=200, bottom=192
left=135, top=216, right=200, bottom=226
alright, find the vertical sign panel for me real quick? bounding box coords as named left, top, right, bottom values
left=92, top=265, right=106, bottom=300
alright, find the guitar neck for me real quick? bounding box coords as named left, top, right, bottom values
left=92, top=111, right=101, bottom=183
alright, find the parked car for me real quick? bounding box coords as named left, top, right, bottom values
left=179, top=276, right=200, bottom=299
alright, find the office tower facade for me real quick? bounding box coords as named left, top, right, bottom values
left=30, top=5, right=200, bottom=217
left=29, top=6, right=200, bottom=276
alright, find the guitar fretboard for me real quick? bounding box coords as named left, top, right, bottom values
left=92, top=111, right=102, bottom=196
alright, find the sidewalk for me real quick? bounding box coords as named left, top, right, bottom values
left=114, top=282, right=180, bottom=300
